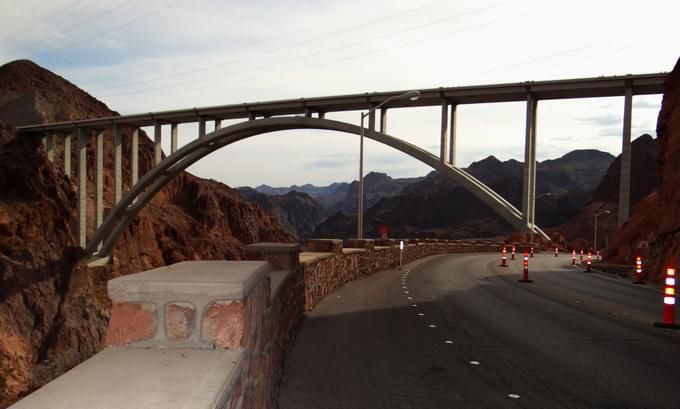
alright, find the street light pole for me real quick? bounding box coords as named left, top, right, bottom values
left=357, top=114, right=365, bottom=239
left=357, top=90, right=420, bottom=239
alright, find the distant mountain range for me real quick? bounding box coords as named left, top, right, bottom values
left=313, top=149, right=615, bottom=239
left=253, top=172, right=422, bottom=214
left=241, top=148, right=625, bottom=240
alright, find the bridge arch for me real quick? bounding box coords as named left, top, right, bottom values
left=86, top=116, right=547, bottom=260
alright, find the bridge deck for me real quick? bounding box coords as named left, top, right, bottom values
left=18, top=72, right=665, bottom=132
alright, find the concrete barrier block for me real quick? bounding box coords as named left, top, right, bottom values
left=245, top=242, right=300, bottom=270
left=306, top=239, right=343, bottom=254
left=345, top=239, right=375, bottom=250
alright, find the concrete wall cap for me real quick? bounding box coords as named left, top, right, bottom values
left=8, top=347, right=244, bottom=409
left=307, top=238, right=343, bottom=244
left=108, top=261, right=270, bottom=302
left=245, top=242, right=300, bottom=254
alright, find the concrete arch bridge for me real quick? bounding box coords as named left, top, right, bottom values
left=17, top=73, right=666, bottom=265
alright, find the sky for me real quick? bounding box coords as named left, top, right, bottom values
left=0, top=0, right=678, bottom=187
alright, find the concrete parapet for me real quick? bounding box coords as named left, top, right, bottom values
left=106, top=260, right=270, bottom=349
left=306, top=238, right=343, bottom=254
left=246, top=242, right=300, bottom=270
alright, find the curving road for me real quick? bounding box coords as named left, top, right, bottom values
left=278, top=253, right=680, bottom=409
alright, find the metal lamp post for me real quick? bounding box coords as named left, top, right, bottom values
left=357, top=90, right=420, bottom=239
left=594, top=209, right=611, bottom=256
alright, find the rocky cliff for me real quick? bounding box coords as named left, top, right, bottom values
left=0, top=60, right=294, bottom=407
left=557, top=134, right=660, bottom=248
left=605, top=59, right=679, bottom=281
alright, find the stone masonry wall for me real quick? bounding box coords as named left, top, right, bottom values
left=232, top=240, right=501, bottom=409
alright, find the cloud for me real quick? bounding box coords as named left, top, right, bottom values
left=579, top=113, right=622, bottom=127
left=303, top=156, right=353, bottom=169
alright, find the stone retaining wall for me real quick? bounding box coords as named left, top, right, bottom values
left=236, top=239, right=502, bottom=409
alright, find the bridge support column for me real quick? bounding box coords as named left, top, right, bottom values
left=154, top=122, right=162, bottom=166
left=522, top=94, right=538, bottom=231
left=114, top=124, right=122, bottom=204
left=198, top=117, right=206, bottom=138
left=449, top=104, right=457, bottom=166
left=132, top=129, right=139, bottom=187
left=368, top=107, right=376, bottom=131
left=214, top=119, right=222, bottom=131
left=77, top=128, right=87, bottom=248
left=95, top=131, right=104, bottom=234
left=42, top=133, right=54, bottom=162
left=440, top=101, right=449, bottom=163
left=170, top=123, right=178, bottom=154
left=48, top=133, right=55, bottom=162
left=64, top=132, right=71, bottom=177
left=379, top=108, right=387, bottom=133
left=618, top=86, right=633, bottom=227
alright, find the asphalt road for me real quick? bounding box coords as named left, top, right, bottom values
left=277, top=253, right=680, bottom=409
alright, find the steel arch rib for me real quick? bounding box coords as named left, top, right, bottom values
left=86, top=117, right=547, bottom=259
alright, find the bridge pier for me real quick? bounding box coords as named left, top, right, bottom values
left=41, top=133, right=54, bottom=163
left=449, top=104, right=457, bottom=166
left=95, top=131, right=104, bottom=234
left=170, top=123, right=178, bottom=153
left=618, top=86, right=633, bottom=227
left=198, top=117, right=206, bottom=138
left=440, top=101, right=448, bottom=163
left=368, top=106, right=376, bottom=131
left=153, top=122, right=162, bottom=166
left=522, top=94, right=538, bottom=232
left=114, top=124, right=122, bottom=204
left=77, top=128, right=87, bottom=248
left=63, top=132, right=71, bottom=177
left=380, top=108, right=387, bottom=133
left=132, top=128, right=139, bottom=186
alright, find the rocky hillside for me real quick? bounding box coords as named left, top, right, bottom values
left=557, top=134, right=660, bottom=248
left=605, top=59, right=679, bottom=282
left=314, top=151, right=614, bottom=239
left=0, top=60, right=294, bottom=407
left=237, top=187, right=326, bottom=240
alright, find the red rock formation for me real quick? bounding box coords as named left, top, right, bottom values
left=605, top=57, right=680, bottom=282
left=0, top=60, right=293, bottom=406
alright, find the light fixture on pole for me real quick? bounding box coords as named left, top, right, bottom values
left=357, top=90, right=420, bottom=239
left=594, top=209, right=611, bottom=256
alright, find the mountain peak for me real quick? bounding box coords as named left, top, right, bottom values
left=0, top=59, right=114, bottom=126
